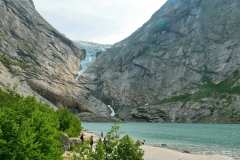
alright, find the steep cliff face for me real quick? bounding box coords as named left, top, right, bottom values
left=0, top=0, right=113, bottom=120
left=86, top=0, right=240, bottom=122
left=0, top=0, right=81, bottom=107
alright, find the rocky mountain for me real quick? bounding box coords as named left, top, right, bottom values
left=2, top=0, right=240, bottom=123
left=85, top=0, right=240, bottom=122
left=0, top=0, right=114, bottom=120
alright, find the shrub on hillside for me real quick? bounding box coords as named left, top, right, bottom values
left=112, top=135, right=144, bottom=160
left=0, top=89, right=142, bottom=160
left=0, top=89, right=63, bottom=160
left=57, top=108, right=82, bottom=137
left=0, top=89, right=82, bottom=160
left=104, top=125, right=144, bottom=160
left=71, top=125, right=144, bottom=160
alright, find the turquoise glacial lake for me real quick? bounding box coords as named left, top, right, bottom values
left=83, top=123, right=240, bottom=159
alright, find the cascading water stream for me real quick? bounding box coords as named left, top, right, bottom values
left=107, top=105, right=115, bottom=117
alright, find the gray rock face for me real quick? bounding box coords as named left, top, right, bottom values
left=0, top=0, right=113, bottom=120
left=86, top=0, right=240, bottom=122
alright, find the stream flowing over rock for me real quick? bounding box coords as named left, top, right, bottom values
left=84, top=0, right=240, bottom=122
left=0, top=0, right=114, bottom=121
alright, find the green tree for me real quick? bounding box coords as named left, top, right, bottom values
left=0, top=89, right=143, bottom=160
left=57, top=108, right=82, bottom=137
left=93, top=139, right=105, bottom=160
left=112, top=135, right=144, bottom=160
left=71, top=142, right=94, bottom=160
left=72, top=125, right=144, bottom=160
left=0, top=89, right=64, bottom=160
left=103, top=125, right=120, bottom=155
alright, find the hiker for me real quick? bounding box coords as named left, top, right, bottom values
left=90, top=136, right=94, bottom=149
left=101, top=131, right=104, bottom=138
left=80, top=133, right=84, bottom=143
left=143, top=139, right=146, bottom=145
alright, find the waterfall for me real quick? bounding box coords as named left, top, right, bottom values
left=107, top=105, right=115, bottom=117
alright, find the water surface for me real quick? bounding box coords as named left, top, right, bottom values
left=83, top=123, right=240, bottom=159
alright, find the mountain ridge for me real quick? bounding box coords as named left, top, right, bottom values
left=84, top=0, right=240, bottom=122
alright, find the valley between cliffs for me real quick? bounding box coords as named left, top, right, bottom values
left=1, top=0, right=240, bottom=123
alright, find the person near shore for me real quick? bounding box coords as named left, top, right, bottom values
left=101, top=131, right=104, bottom=138
left=90, top=136, right=94, bottom=149
left=80, top=133, right=84, bottom=143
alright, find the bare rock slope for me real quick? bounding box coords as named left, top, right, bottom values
left=86, top=0, right=240, bottom=122
left=0, top=0, right=112, bottom=120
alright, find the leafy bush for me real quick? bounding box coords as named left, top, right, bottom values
left=93, top=139, right=105, bottom=160
left=112, top=135, right=144, bottom=160
left=71, top=142, right=94, bottom=160
left=104, top=125, right=120, bottom=155
left=57, top=108, right=82, bottom=137
left=0, top=89, right=143, bottom=159
left=0, top=89, right=82, bottom=160
left=71, top=125, right=144, bottom=160
left=106, top=126, right=144, bottom=160
left=0, top=89, right=63, bottom=160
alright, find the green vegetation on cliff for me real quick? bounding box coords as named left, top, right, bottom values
left=0, top=53, right=26, bottom=69
left=0, top=89, right=81, bottom=160
left=57, top=108, right=82, bottom=137
left=162, top=71, right=240, bottom=104
left=159, top=71, right=240, bottom=122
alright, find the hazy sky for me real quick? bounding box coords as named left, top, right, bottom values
left=33, top=0, right=167, bottom=44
